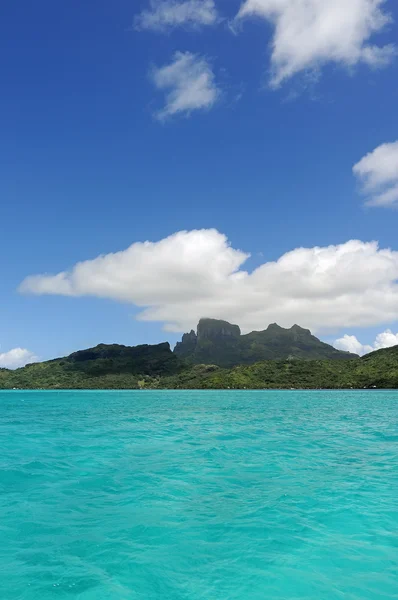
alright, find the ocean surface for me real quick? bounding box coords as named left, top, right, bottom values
left=0, top=391, right=397, bottom=600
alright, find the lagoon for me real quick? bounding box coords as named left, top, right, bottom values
left=0, top=390, right=397, bottom=599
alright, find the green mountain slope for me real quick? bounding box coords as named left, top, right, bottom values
left=0, top=338, right=397, bottom=390
left=174, top=319, right=356, bottom=367
left=0, top=342, right=182, bottom=390
left=163, top=352, right=398, bottom=390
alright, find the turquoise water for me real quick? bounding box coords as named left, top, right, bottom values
left=0, top=391, right=397, bottom=600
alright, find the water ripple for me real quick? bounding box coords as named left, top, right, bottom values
left=0, top=390, right=397, bottom=599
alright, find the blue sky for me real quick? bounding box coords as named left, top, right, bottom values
left=1, top=0, right=398, bottom=367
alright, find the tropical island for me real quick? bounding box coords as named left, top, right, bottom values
left=1, top=319, right=397, bottom=390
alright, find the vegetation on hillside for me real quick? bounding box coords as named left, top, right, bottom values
left=0, top=343, right=182, bottom=390
left=174, top=319, right=356, bottom=367
left=0, top=341, right=397, bottom=390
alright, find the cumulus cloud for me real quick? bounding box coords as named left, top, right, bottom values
left=150, top=52, right=220, bottom=120
left=0, top=347, right=38, bottom=369
left=353, top=140, right=398, bottom=207
left=236, top=0, right=395, bottom=87
left=333, top=335, right=373, bottom=356
left=334, top=330, right=398, bottom=356
left=19, top=229, right=398, bottom=335
left=135, top=0, right=218, bottom=32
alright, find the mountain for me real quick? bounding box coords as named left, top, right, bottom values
left=66, top=342, right=179, bottom=375
left=174, top=318, right=357, bottom=367
left=0, top=342, right=182, bottom=390
left=0, top=339, right=397, bottom=390
left=165, top=344, right=398, bottom=389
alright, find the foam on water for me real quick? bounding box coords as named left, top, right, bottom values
left=0, top=390, right=397, bottom=599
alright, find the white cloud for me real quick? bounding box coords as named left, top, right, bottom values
left=19, top=229, right=398, bottom=335
left=333, top=335, right=373, bottom=356
left=150, top=51, right=220, bottom=120
left=135, top=0, right=218, bottom=32
left=374, top=329, right=398, bottom=350
left=236, top=0, right=395, bottom=87
left=0, top=348, right=38, bottom=369
left=334, top=329, right=398, bottom=356
left=353, top=140, right=398, bottom=207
